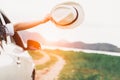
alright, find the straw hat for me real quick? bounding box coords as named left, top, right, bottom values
left=51, top=1, right=84, bottom=29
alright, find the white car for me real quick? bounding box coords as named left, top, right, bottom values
left=0, top=41, right=35, bottom=80
left=0, top=11, right=35, bottom=80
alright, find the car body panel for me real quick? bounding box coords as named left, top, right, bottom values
left=0, top=42, right=35, bottom=80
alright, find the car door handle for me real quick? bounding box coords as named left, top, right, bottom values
left=16, top=57, right=21, bottom=67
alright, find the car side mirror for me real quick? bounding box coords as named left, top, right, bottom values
left=26, top=40, right=41, bottom=50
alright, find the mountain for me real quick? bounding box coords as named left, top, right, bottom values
left=18, top=31, right=120, bottom=52
left=46, top=40, right=120, bottom=52
left=85, top=43, right=120, bottom=52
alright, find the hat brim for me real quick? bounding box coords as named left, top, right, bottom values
left=51, top=1, right=84, bottom=29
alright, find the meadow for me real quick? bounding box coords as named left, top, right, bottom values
left=48, top=49, right=120, bottom=80
left=29, top=49, right=120, bottom=80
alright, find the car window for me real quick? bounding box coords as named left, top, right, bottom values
left=0, top=12, right=7, bottom=44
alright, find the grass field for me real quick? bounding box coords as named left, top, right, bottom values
left=36, top=52, right=57, bottom=70
left=28, top=50, right=43, bottom=60
left=46, top=49, right=120, bottom=80
left=28, top=49, right=120, bottom=80
left=28, top=50, right=58, bottom=70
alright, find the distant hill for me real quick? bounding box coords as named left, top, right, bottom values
left=18, top=31, right=120, bottom=52
left=84, top=43, right=120, bottom=52
left=47, top=41, right=120, bottom=52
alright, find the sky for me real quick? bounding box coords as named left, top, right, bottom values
left=0, top=0, right=120, bottom=47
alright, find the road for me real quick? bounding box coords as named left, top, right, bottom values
left=35, top=50, right=65, bottom=80
left=34, top=51, right=50, bottom=65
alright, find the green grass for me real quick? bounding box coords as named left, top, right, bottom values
left=28, top=50, right=43, bottom=60
left=46, top=49, right=120, bottom=80
left=36, top=52, right=57, bottom=70
left=29, top=50, right=58, bottom=70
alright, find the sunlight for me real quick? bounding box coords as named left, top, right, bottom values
left=1, top=0, right=120, bottom=47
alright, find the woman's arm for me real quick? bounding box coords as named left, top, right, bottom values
left=14, top=14, right=51, bottom=32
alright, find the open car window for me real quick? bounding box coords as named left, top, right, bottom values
left=0, top=11, right=25, bottom=49
left=0, top=11, right=7, bottom=44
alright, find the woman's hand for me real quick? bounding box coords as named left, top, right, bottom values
left=42, top=13, right=52, bottom=23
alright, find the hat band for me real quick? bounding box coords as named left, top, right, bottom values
left=55, top=7, right=79, bottom=26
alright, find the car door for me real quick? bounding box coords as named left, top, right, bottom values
left=0, top=11, right=34, bottom=80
